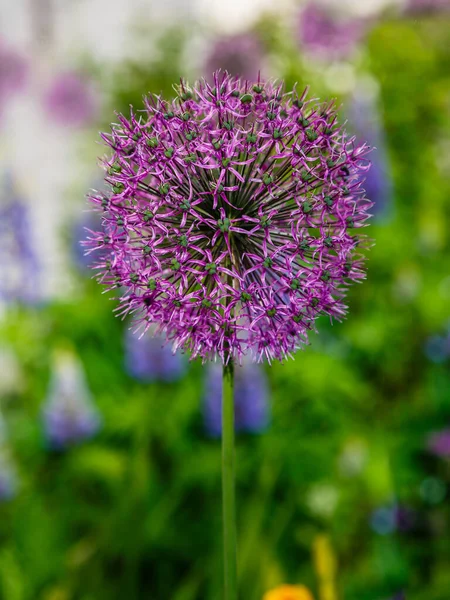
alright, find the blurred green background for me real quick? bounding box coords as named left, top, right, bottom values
left=0, top=2, right=449, bottom=599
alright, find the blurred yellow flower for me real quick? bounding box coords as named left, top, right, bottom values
left=263, top=584, right=315, bottom=600
left=313, top=535, right=337, bottom=581
left=313, top=535, right=338, bottom=600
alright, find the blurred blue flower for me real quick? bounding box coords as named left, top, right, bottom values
left=347, top=90, right=393, bottom=220
left=42, top=350, right=101, bottom=450
left=370, top=504, right=415, bottom=535
left=424, top=326, right=450, bottom=363
left=0, top=416, right=17, bottom=502
left=72, top=208, right=105, bottom=272
left=203, top=361, right=270, bottom=437
left=124, top=328, right=187, bottom=383
left=0, top=456, right=17, bottom=502
left=371, top=506, right=397, bottom=535
left=0, top=172, right=41, bottom=304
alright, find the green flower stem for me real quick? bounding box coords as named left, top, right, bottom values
left=222, top=360, right=237, bottom=600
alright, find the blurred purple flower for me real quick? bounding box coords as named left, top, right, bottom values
left=0, top=457, right=17, bottom=502
left=0, top=172, right=41, bottom=304
left=347, top=92, right=393, bottom=219
left=370, top=504, right=415, bottom=535
left=427, top=429, right=450, bottom=458
left=0, top=42, right=28, bottom=110
left=203, top=361, right=270, bottom=437
left=42, top=351, right=101, bottom=449
left=43, top=71, right=98, bottom=128
left=124, top=328, right=187, bottom=383
left=205, top=33, right=263, bottom=81
left=406, top=0, right=450, bottom=14
left=297, top=3, right=367, bottom=61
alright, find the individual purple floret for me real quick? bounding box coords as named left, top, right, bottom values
left=0, top=456, right=17, bottom=502
left=203, top=361, right=269, bottom=437
left=43, top=71, right=98, bottom=128
left=347, top=92, right=393, bottom=219
left=297, top=3, right=366, bottom=61
left=427, top=429, right=450, bottom=458
left=124, top=327, right=187, bottom=382
left=42, top=351, right=101, bottom=449
left=205, top=34, right=263, bottom=81
left=0, top=172, right=41, bottom=304
left=84, top=71, right=372, bottom=363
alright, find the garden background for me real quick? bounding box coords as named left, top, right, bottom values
left=0, top=0, right=449, bottom=598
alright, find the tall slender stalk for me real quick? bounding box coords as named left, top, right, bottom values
left=222, top=360, right=237, bottom=600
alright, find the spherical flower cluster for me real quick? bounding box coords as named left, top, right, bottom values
left=85, top=72, right=372, bottom=363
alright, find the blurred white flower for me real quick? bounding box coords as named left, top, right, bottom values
left=306, top=483, right=339, bottom=518
left=339, top=438, right=368, bottom=477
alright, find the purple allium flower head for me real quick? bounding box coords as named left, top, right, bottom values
left=0, top=172, right=41, bottom=304
left=42, top=350, right=101, bottom=450
left=84, top=71, right=372, bottom=363
left=124, top=327, right=187, bottom=382
left=43, top=71, right=98, bottom=128
left=348, top=91, right=393, bottom=219
left=203, top=360, right=269, bottom=437
left=205, top=34, right=263, bottom=81
left=427, top=429, right=450, bottom=458
left=297, top=4, right=366, bottom=61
